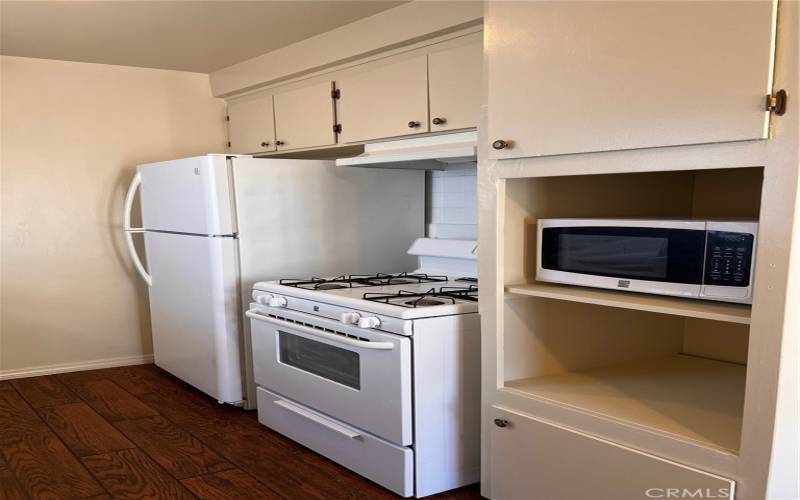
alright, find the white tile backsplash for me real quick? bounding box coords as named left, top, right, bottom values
left=427, top=162, right=477, bottom=238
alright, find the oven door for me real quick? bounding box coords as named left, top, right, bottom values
left=537, top=219, right=708, bottom=298
left=247, top=305, right=412, bottom=446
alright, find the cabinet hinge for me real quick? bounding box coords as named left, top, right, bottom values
left=765, top=89, right=787, bottom=116
left=333, top=124, right=342, bottom=134
left=227, top=141, right=231, bottom=148
left=331, top=88, right=341, bottom=99
left=226, top=115, right=230, bottom=122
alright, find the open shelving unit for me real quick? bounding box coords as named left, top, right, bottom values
left=491, top=165, right=763, bottom=474
left=505, top=353, right=745, bottom=454
left=505, top=282, right=751, bottom=324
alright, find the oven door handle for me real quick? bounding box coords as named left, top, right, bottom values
left=273, top=399, right=362, bottom=439
left=245, top=310, right=395, bottom=350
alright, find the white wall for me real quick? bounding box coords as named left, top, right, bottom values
left=0, top=56, right=227, bottom=377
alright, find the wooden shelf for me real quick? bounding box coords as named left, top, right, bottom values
left=505, top=282, right=751, bottom=324
left=505, top=354, right=745, bottom=454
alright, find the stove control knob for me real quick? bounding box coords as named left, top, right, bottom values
left=256, top=294, right=272, bottom=305
left=357, top=316, right=381, bottom=329
left=268, top=296, right=287, bottom=308
left=340, top=312, right=361, bottom=325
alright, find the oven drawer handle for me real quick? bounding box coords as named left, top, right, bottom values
left=246, top=310, right=395, bottom=350
left=274, top=399, right=362, bottom=439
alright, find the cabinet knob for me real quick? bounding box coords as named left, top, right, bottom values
left=407, top=121, right=421, bottom=129
left=494, top=418, right=509, bottom=428
left=275, top=140, right=285, bottom=146
left=432, top=117, right=447, bottom=125
left=492, top=140, right=510, bottom=150
left=260, top=141, right=270, bottom=148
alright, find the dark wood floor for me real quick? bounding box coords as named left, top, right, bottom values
left=0, top=364, right=482, bottom=500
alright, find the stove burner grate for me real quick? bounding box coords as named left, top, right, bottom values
left=363, top=285, right=479, bottom=308
left=279, top=272, right=449, bottom=290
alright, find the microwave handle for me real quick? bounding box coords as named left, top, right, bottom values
left=245, top=310, right=395, bottom=351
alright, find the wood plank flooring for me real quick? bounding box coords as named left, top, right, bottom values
left=0, top=365, right=483, bottom=499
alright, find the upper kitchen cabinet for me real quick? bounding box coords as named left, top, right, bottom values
left=428, top=42, right=482, bottom=132
left=486, top=1, right=778, bottom=159
left=337, top=56, right=429, bottom=143
left=227, top=94, right=276, bottom=154
left=273, top=81, right=337, bottom=151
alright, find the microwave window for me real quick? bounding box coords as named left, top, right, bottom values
left=541, top=226, right=706, bottom=284
left=279, top=331, right=360, bottom=390
left=557, top=234, right=668, bottom=279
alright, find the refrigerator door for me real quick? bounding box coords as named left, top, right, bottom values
left=138, top=155, right=236, bottom=236
left=144, top=231, right=243, bottom=403
left=232, top=157, right=425, bottom=408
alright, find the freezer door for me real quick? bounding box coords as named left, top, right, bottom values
left=144, top=231, right=243, bottom=403
left=138, top=155, right=236, bottom=235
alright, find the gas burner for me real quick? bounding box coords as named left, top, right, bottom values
left=438, top=285, right=479, bottom=303
left=363, top=285, right=479, bottom=308
left=315, top=283, right=349, bottom=290
left=406, top=298, right=446, bottom=307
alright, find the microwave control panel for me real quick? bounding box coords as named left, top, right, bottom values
left=704, top=231, right=754, bottom=287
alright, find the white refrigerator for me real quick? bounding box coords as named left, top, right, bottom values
left=123, top=155, right=424, bottom=408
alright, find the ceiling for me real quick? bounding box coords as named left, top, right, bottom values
left=0, top=1, right=407, bottom=73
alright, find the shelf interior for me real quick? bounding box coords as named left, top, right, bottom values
left=505, top=354, right=745, bottom=454
left=497, top=167, right=760, bottom=458
left=506, top=282, right=751, bottom=324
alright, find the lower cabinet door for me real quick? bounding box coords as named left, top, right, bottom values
left=257, top=387, right=414, bottom=497
left=490, top=406, right=735, bottom=500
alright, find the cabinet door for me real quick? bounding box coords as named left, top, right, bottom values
left=428, top=43, right=482, bottom=132
left=227, top=95, right=276, bottom=154
left=486, top=1, right=777, bottom=159
left=273, top=81, right=337, bottom=151
left=338, top=56, right=429, bottom=143
left=490, top=406, right=735, bottom=500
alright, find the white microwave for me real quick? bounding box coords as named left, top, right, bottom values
left=536, top=219, right=758, bottom=304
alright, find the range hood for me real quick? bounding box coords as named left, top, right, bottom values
left=336, top=131, right=477, bottom=170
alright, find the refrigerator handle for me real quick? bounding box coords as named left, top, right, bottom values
left=123, top=172, right=152, bottom=286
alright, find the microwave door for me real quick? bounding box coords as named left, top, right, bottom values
left=558, top=235, right=670, bottom=280
left=539, top=226, right=706, bottom=298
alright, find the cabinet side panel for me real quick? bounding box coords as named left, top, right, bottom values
left=413, top=315, right=481, bottom=496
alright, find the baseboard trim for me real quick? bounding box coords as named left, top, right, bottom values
left=0, top=354, right=155, bottom=380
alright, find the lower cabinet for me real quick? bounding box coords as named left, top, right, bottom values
left=490, top=406, right=735, bottom=500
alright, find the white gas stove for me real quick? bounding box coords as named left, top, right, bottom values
left=246, top=239, right=480, bottom=498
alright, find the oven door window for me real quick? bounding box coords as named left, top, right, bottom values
left=541, top=226, right=706, bottom=284
left=278, top=331, right=360, bottom=390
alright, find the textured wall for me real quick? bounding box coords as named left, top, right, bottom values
left=0, top=56, right=226, bottom=376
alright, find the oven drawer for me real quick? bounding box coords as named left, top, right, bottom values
left=257, top=387, right=413, bottom=497
left=248, top=305, right=412, bottom=445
